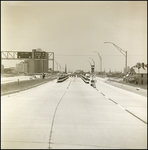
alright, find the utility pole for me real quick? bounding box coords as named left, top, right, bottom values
left=88, top=60, right=92, bottom=66
left=104, top=42, right=127, bottom=74
left=55, top=60, right=58, bottom=72
left=59, top=64, right=61, bottom=72
left=89, top=57, right=95, bottom=65
left=94, top=51, right=102, bottom=72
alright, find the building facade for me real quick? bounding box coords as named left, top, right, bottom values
left=26, top=59, right=48, bottom=74
left=25, top=50, right=48, bottom=74
left=134, top=67, right=147, bottom=85
left=16, top=62, right=28, bottom=73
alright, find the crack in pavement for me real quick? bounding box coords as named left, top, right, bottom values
left=48, top=77, right=73, bottom=149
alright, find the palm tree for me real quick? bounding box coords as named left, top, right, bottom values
left=135, top=62, right=141, bottom=73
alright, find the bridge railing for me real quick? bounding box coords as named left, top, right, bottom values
left=80, top=74, right=90, bottom=84
left=57, top=74, right=69, bottom=83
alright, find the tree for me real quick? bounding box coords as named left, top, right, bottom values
left=136, top=62, right=141, bottom=69
left=141, top=63, right=147, bottom=70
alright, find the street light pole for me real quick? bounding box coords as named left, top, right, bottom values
left=88, top=60, right=92, bottom=66
left=61, top=67, right=64, bottom=72
left=89, top=57, right=95, bottom=65
left=55, top=60, right=58, bottom=72
left=94, top=51, right=102, bottom=72
left=104, top=42, right=127, bottom=74
left=59, top=64, right=61, bottom=72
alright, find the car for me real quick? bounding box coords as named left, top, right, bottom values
left=85, top=73, right=90, bottom=81
left=90, top=79, right=96, bottom=88
left=85, top=73, right=90, bottom=78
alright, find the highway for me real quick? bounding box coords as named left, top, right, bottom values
left=1, top=75, right=40, bottom=84
left=1, top=76, right=147, bottom=149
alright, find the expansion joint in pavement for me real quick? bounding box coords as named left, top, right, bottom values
left=48, top=78, right=73, bottom=149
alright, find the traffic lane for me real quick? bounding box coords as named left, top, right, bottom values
left=1, top=78, right=71, bottom=149
left=105, top=80, right=147, bottom=97
left=96, top=77, right=147, bottom=97
left=50, top=77, right=146, bottom=149
left=1, top=76, right=33, bottom=84
left=95, top=78, right=147, bottom=123
left=1, top=75, right=52, bottom=84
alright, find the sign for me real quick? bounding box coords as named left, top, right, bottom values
left=17, top=52, right=32, bottom=59
left=33, top=51, right=46, bottom=59
left=91, top=65, right=95, bottom=73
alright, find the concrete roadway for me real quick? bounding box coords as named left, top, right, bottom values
left=1, top=76, right=38, bottom=84
left=1, top=76, right=147, bottom=149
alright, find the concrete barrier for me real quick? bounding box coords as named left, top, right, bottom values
left=57, top=74, right=69, bottom=83
left=80, top=74, right=90, bottom=84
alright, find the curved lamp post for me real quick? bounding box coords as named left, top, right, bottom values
left=61, top=67, right=64, bottom=72
left=89, top=57, right=95, bottom=65
left=94, top=51, right=102, bottom=72
left=104, top=42, right=127, bottom=74
left=88, top=60, right=92, bottom=66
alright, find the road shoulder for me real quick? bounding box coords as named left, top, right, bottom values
left=104, top=79, right=147, bottom=97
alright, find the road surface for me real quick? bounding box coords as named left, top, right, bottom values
left=1, top=76, right=147, bottom=149
left=1, top=75, right=41, bottom=84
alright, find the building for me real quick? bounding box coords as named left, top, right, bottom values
left=25, top=49, right=48, bottom=74
left=134, top=67, right=147, bottom=85
left=26, top=59, right=48, bottom=74
left=16, top=49, right=48, bottom=74
left=125, top=64, right=147, bottom=85
left=16, top=61, right=28, bottom=74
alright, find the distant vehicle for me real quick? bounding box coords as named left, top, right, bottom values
left=85, top=73, right=90, bottom=78
left=89, top=75, right=97, bottom=88
left=85, top=73, right=90, bottom=82
left=90, top=79, right=96, bottom=88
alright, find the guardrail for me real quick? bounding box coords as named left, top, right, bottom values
left=80, top=74, right=90, bottom=84
left=57, top=74, right=69, bottom=83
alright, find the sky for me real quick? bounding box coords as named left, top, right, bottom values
left=1, top=1, right=147, bottom=72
